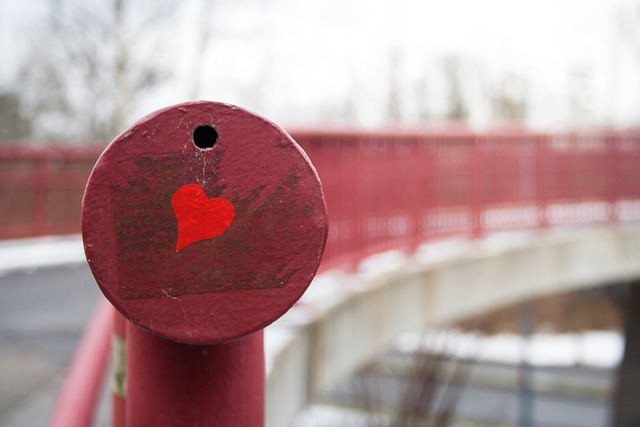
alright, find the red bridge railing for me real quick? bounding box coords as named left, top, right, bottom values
left=3, top=129, right=640, bottom=426
left=0, top=145, right=102, bottom=239
left=3, top=129, right=640, bottom=269
left=295, top=128, right=640, bottom=270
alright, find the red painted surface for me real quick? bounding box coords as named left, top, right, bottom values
left=82, top=101, right=329, bottom=345
left=0, top=145, right=102, bottom=239
left=79, top=101, right=327, bottom=427
left=292, top=129, right=640, bottom=269
left=172, top=183, right=234, bottom=251
left=126, top=325, right=264, bottom=427
left=49, top=299, right=113, bottom=427
left=3, top=129, right=640, bottom=246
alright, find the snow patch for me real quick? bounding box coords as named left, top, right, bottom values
left=395, top=329, right=623, bottom=368
left=0, top=235, right=86, bottom=276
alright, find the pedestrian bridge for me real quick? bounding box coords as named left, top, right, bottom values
left=265, top=223, right=640, bottom=427
left=2, top=128, right=640, bottom=426
left=262, top=128, right=640, bottom=425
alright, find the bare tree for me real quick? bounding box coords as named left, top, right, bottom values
left=354, top=330, right=473, bottom=427
left=387, top=48, right=402, bottom=123
left=17, top=0, right=178, bottom=142
left=415, top=75, right=430, bottom=124
left=442, top=56, right=468, bottom=122
left=0, top=91, right=31, bottom=140
left=189, top=0, right=215, bottom=100
left=489, top=69, right=528, bottom=124
left=566, top=66, right=593, bottom=127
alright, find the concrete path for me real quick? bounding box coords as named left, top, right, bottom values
left=0, top=236, right=109, bottom=427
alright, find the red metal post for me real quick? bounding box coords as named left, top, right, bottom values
left=126, top=326, right=264, bottom=427
left=471, top=135, right=484, bottom=238
left=47, top=127, right=640, bottom=425
left=535, top=135, right=550, bottom=228
left=81, top=101, right=328, bottom=426
left=34, top=152, right=49, bottom=236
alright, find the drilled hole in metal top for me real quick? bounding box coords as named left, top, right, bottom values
left=193, top=125, right=218, bottom=149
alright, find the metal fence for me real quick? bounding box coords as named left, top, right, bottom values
left=296, top=129, right=640, bottom=269
left=2, top=129, right=640, bottom=272
left=29, top=128, right=640, bottom=427
left=0, top=145, right=103, bottom=239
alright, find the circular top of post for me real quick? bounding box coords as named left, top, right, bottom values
left=82, top=101, right=328, bottom=345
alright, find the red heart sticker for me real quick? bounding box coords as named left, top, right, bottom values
left=171, top=184, right=234, bottom=251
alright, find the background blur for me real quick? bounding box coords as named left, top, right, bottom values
left=1, top=1, right=640, bottom=427
left=1, top=0, right=640, bottom=143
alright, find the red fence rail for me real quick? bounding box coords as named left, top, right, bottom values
left=33, top=127, right=640, bottom=427
left=2, top=130, right=640, bottom=271
left=0, top=145, right=103, bottom=239
left=295, top=129, right=640, bottom=269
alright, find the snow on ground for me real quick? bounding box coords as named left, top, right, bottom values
left=394, top=329, right=623, bottom=368
left=0, top=235, right=86, bottom=276
left=265, top=227, right=628, bottom=382
left=0, top=232, right=624, bottom=373
left=291, top=404, right=374, bottom=427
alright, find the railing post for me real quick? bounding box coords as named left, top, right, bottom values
left=410, top=136, right=423, bottom=251
left=471, top=135, right=484, bottom=238
left=607, top=133, right=619, bottom=223
left=126, top=325, right=265, bottom=426
left=535, top=134, right=550, bottom=229
left=81, top=101, right=328, bottom=426
left=34, top=150, right=49, bottom=236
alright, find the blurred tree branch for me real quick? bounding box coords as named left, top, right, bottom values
left=15, top=0, right=177, bottom=142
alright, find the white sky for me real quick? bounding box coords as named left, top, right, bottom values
left=180, top=0, right=640, bottom=129
left=1, top=0, right=639, bottom=132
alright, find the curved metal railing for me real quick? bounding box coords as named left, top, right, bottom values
left=5, top=128, right=638, bottom=426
